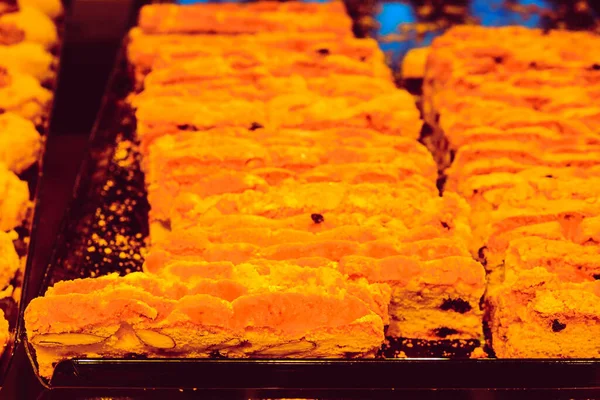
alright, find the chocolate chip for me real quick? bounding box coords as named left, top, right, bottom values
left=545, top=174, right=554, bottom=178
left=359, top=56, right=367, bottom=62
left=591, top=64, right=600, bottom=71
left=529, top=61, right=538, bottom=68
left=473, top=189, right=479, bottom=194
left=433, top=327, right=459, bottom=338
left=440, top=221, right=450, bottom=229
left=551, top=319, right=566, bottom=332
left=311, top=213, right=324, bottom=224
left=593, top=274, right=600, bottom=280
left=209, top=351, right=229, bottom=359
left=249, top=122, right=264, bottom=131
left=493, top=56, right=504, bottom=64
left=123, top=353, right=148, bottom=359
left=316, top=48, right=330, bottom=56
left=440, top=298, right=472, bottom=314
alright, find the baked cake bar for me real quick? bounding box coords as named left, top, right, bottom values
left=0, top=5, right=58, bottom=49
left=142, top=128, right=437, bottom=222
left=25, top=1, right=489, bottom=377
left=0, top=0, right=61, bottom=353
left=26, top=264, right=388, bottom=379
left=134, top=91, right=423, bottom=149
left=0, top=163, right=30, bottom=232
left=137, top=2, right=353, bottom=36
left=127, top=29, right=387, bottom=83
left=425, top=25, right=600, bottom=358
left=487, top=267, right=600, bottom=358
left=0, top=112, right=42, bottom=173
left=0, top=66, right=52, bottom=124
left=339, top=255, right=485, bottom=341
left=17, top=0, right=64, bottom=19
left=0, top=41, right=54, bottom=83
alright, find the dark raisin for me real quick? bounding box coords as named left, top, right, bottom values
left=477, top=246, right=488, bottom=266
left=177, top=124, right=197, bottom=131
left=316, top=48, right=330, bottom=56
left=545, top=174, right=554, bottom=178
left=311, top=213, right=324, bottom=224
left=593, top=274, right=600, bottom=280
left=249, top=122, right=264, bottom=131
left=529, top=61, right=538, bottom=68
left=551, top=319, right=566, bottom=332
left=591, top=64, right=600, bottom=71
left=473, top=189, right=479, bottom=194
left=359, top=56, right=367, bottom=62
left=440, top=298, right=472, bottom=314
left=209, top=351, right=228, bottom=359
left=440, top=221, right=450, bottom=229
left=493, top=56, right=504, bottom=64
left=433, top=327, right=459, bottom=338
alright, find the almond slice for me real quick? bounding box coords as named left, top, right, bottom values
left=33, top=333, right=107, bottom=347
left=135, top=329, right=176, bottom=349
left=254, top=340, right=316, bottom=356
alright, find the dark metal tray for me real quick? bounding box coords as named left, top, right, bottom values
left=0, top=6, right=66, bottom=388
left=20, top=0, right=600, bottom=391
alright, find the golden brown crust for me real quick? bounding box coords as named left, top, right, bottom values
left=488, top=268, right=600, bottom=358
left=26, top=269, right=386, bottom=379
left=138, top=2, right=353, bottom=36
left=135, top=90, right=422, bottom=149
left=127, top=29, right=385, bottom=81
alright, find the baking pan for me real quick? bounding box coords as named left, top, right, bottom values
left=21, top=0, right=600, bottom=391
left=0, top=3, right=66, bottom=388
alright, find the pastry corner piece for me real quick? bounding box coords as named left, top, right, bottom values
left=339, top=255, right=486, bottom=343
left=25, top=270, right=386, bottom=380
left=488, top=267, right=600, bottom=358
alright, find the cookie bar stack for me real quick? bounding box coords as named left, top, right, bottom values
left=26, top=1, right=486, bottom=379
left=0, top=0, right=62, bottom=348
left=424, top=25, right=600, bottom=357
